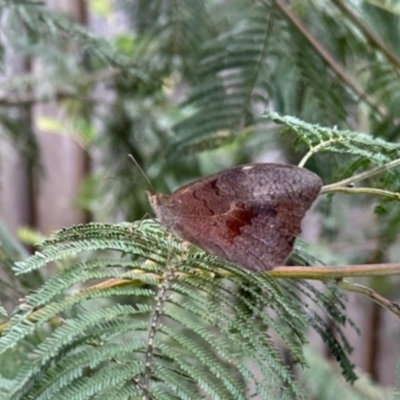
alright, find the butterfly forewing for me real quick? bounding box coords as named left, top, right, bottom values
left=149, top=163, right=322, bottom=271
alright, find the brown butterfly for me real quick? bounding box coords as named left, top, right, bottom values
left=148, top=163, right=322, bottom=271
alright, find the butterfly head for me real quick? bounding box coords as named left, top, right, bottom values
left=147, top=191, right=178, bottom=231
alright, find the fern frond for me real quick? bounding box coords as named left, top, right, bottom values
left=25, top=342, right=144, bottom=399
left=169, top=0, right=376, bottom=156
left=171, top=2, right=274, bottom=155
left=10, top=304, right=149, bottom=398
left=2, top=1, right=137, bottom=72
left=0, top=220, right=355, bottom=399
left=267, top=112, right=400, bottom=166
left=13, top=221, right=173, bottom=275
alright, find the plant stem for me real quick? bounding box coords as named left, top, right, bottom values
left=321, top=158, right=400, bottom=192
left=337, top=279, right=400, bottom=321
left=270, top=266, right=400, bottom=321
left=321, top=186, right=400, bottom=200
left=268, top=263, right=400, bottom=279
left=299, top=139, right=344, bottom=168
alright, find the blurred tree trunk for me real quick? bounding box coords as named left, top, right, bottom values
left=0, top=53, right=34, bottom=235
left=33, top=0, right=88, bottom=234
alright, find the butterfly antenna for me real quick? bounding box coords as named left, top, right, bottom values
left=128, top=154, right=154, bottom=192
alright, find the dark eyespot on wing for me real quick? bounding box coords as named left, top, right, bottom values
left=224, top=207, right=256, bottom=240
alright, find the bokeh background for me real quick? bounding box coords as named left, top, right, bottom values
left=1, top=0, right=400, bottom=396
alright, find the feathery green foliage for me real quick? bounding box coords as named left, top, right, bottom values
left=0, top=0, right=141, bottom=72
left=0, top=220, right=355, bottom=399
left=267, top=112, right=400, bottom=165
left=167, top=0, right=400, bottom=157
left=2, top=0, right=400, bottom=398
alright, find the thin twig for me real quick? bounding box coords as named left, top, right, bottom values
left=321, top=158, right=400, bottom=193
left=273, top=0, right=387, bottom=117
left=337, top=279, right=400, bottom=321
left=322, top=186, right=400, bottom=200
left=298, top=138, right=345, bottom=167
left=269, top=263, right=400, bottom=279
left=332, top=0, right=400, bottom=72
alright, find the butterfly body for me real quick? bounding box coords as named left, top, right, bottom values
left=148, top=163, right=322, bottom=271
